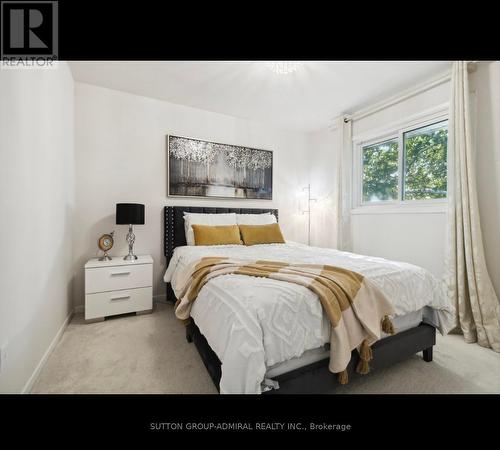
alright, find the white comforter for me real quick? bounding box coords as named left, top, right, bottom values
left=164, top=242, right=455, bottom=394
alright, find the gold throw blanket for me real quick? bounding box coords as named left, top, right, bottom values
left=174, top=257, right=396, bottom=384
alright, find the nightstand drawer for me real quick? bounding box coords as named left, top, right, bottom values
left=85, top=263, right=152, bottom=294
left=85, top=287, right=152, bottom=320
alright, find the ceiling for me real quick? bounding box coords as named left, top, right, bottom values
left=69, top=61, right=451, bottom=133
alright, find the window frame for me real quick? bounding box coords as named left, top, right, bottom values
left=352, top=104, right=449, bottom=214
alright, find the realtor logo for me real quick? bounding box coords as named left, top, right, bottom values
left=1, top=1, right=58, bottom=65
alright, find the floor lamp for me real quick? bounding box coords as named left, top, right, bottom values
left=301, top=184, right=317, bottom=245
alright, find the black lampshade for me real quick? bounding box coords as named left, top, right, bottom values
left=116, top=203, right=145, bottom=225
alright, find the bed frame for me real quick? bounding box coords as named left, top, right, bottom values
left=164, top=206, right=436, bottom=394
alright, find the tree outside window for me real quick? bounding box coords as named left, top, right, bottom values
left=361, top=119, right=448, bottom=203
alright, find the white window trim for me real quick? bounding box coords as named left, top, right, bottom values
left=351, top=103, right=449, bottom=215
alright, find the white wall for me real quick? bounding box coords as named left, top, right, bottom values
left=470, top=62, right=500, bottom=297
left=73, top=82, right=311, bottom=306
left=350, top=212, right=447, bottom=277
left=0, top=63, right=74, bottom=393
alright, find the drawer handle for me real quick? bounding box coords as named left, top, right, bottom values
left=110, top=271, right=131, bottom=276
left=110, top=295, right=131, bottom=301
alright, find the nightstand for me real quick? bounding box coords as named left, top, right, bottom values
left=84, top=255, right=153, bottom=322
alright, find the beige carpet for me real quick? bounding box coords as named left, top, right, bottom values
left=31, top=302, right=500, bottom=394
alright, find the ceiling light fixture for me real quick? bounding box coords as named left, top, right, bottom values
left=267, top=62, right=302, bottom=75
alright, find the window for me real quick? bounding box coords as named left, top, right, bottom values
left=362, top=139, right=399, bottom=202
left=359, top=118, right=448, bottom=205
left=403, top=120, right=448, bottom=200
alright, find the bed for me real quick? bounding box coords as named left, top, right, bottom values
left=163, top=206, right=454, bottom=394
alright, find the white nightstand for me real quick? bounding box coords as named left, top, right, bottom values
left=84, top=255, right=153, bottom=322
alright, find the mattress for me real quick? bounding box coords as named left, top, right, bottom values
left=265, top=308, right=430, bottom=378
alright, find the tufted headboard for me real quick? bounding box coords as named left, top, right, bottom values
left=164, top=206, right=279, bottom=264
left=163, top=206, right=278, bottom=302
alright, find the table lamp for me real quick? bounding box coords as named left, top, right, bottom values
left=116, top=203, right=145, bottom=260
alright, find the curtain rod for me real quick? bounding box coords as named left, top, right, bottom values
left=335, top=62, right=480, bottom=126
left=327, top=62, right=481, bottom=130
left=343, top=71, right=451, bottom=123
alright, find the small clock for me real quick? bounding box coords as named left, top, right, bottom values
left=98, top=231, right=114, bottom=261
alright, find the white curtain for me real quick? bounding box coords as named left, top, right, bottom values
left=445, top=61, right=500, bottom=351
left=336, top=115, right=353, bottom=251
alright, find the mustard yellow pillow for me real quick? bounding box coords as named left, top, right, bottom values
left=239, top=223, right=285, bottom=246
left=191, top=224, right=242, bottom=246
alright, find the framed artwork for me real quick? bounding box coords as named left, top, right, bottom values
left=167, top=135, right=273, bottom=199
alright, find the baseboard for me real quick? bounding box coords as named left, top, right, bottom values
left=74, top=304, right=84, bottom=313
left=21, top=308, right=75, bottom=394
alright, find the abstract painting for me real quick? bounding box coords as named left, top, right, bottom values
left=167, top=135, right=273, bottom=199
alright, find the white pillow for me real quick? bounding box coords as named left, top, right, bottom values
left=183, top=212, right=237, bottom=246
left=236, top=212, right=277, bottom=225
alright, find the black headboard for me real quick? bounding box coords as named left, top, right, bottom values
left=164, top=206, right=279, bottom=263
